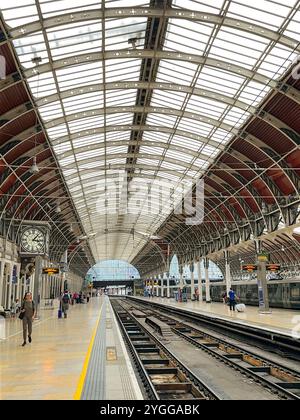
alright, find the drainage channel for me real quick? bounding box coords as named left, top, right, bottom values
left=111, top=300, right=219, bottom=401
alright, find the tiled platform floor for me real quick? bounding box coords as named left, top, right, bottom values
left=0, top=296, right=142, bottom=400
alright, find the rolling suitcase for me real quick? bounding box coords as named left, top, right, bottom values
left=58, top=308, right=62, bottom=318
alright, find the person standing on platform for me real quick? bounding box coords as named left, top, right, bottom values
left=20, top=292, right=36, bottom=346
left=222, top=291, right=227, bottom=304
left=61, top=290, right=71, bottom=318
left=228, top=288, right=236, bottom=311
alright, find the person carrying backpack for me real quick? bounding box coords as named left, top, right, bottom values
left=61, top=290, right=71, bottom=318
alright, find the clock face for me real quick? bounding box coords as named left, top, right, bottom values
left=21, top=228, right=45, bottom=254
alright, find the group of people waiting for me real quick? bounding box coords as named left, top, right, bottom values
left=60, top=290, right=91, bottom=318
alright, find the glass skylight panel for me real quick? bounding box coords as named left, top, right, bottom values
left=106, top=158, right=127, bottom=165
left=165, top=19, right=213, bottom=55
left=104, top=113, right=133, bottom=126
left=157, top=171, right=181, bottom=182
left=171, top=136, right=201, bottom=151
left=257, top=46, right=298, bottom=79
left=146, top=114, right=179, bottom=128
left=216, top=27, right=269, bottom=58
left=56, top=62, right=103, bottom=89
left=137, top=158, right=160, bottom=167
left=39, top=0, right=102, bottom=17
left=106, top=89, right=137, bottom=107
left=47, top=124, right=68, bottom=140
left=62, top=92, right=104, bottom=114
left=13, top=36, right=48, bottom=68
left=185, top=95, right=227, bottom=119
left=105, top=18, right=147, bottom=50
left=27, top=72, right=57, bottom=98
left=222, top=107, right=250, bottom=126
left=185, top=169, right=199, bottom=178
left=211, top=129, right=233, bottom=144
left=173, top=0, right=224, bottom=13
left=284, top=11, right=300, bottom=41
left=143, top=131, right=170, bottom=143
left=139, top=146, right=165, bottom=155
left=66, top=175, right=80, bottom=186
left=106, top=131, right=131, bottom=141
left=68, top=116, right=105, bottom=133
left=1, top=1, right=38, bottom=26
left=194, top=157, right=210, bottom=169
left=39, top=102, right=64, bottom=121
left=48, top=31, right=102, bottom=60
left=105, top=59, right=142, bottom=83
left=72, top=134, right=104, bottom=149
left=200, top=145, right=218, bottom=157
left=13, top=32, right=46, bottom=64
left=160, top=161, right=186, bottom=172
left=238, top=80, right=272, bottom=106
left=60, top=156, right=75, bottom=166
left=156, top=60, right=198, bottom=85
left=209, top=44, right=259, bottom=69
left=177, top=118, right=214, bottom=137
left=53, top=141, right=72, bottom=155
left=196, top=67, right=246, bottom=97
left=166, top=150, right=193, bottom=164
left=151, top=90, right=187, bottom=110
left=227, top=0, right=289, bottom=30
left=106, top=146, right=128, bottom=154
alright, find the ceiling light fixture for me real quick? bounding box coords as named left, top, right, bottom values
left=30, top=156, right=39, bottom=174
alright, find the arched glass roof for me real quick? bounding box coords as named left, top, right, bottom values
left=87, top=259, right=140, bottom=281
left=1, top=0, right=300, bottom=263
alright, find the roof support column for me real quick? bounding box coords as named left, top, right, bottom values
left=190, top=262, right=195, bottom=300
left=255, top=240, right=271, bottom=314
left=0, top=259, right=6, bottom=307
left=197, top=259, right=203, bottom=302
left=179, top=265, right=184, bottom=289
left=204, top=258, right=211, bottom=303
left=156, top=274, right=160, bottom=297
left=166, top=272, right=170, bottom=298
left=224, top=250, right=231, bottom=295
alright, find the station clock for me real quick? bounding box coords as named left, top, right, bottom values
left=19, top=223, right=50, bottom=256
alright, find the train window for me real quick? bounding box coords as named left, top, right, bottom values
left=291, top=286, right=300, bottom=298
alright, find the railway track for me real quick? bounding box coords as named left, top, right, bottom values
left=126, top=297, right=300, bottom=360
left=110, top=299, right=219, bottom=400
left=118, top=298, right=300, bottom=400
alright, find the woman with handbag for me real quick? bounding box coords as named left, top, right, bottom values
left=19, top=292, right=36, bottom=346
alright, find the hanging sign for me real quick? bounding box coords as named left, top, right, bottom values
left=266, top=264, right=280, bottom=272
left=42, top=267, right=59, bottom=275
left=242, top=264, right=258, bottom=272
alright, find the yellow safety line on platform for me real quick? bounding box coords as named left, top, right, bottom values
left=74, top=309, right=102, bottom=400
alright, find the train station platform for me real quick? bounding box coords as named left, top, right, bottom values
left=0, top=296, right=143, bottom=400
left=133, top=296, right=300, bottom=338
